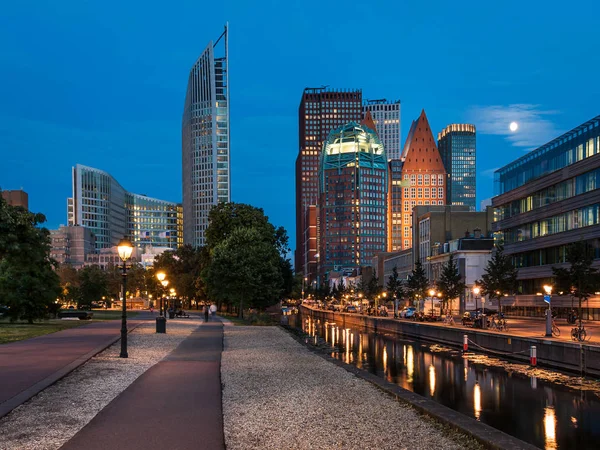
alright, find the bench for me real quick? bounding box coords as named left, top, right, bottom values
left=58, top=310, right=94, bottom=320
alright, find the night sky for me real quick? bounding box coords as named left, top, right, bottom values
left=1, top=0, right=599, bottom=257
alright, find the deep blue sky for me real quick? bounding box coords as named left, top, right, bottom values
left=1, top=0, right=599, bottom=256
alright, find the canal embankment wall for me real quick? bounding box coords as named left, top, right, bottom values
left=301, top=306, right=600, bottom=377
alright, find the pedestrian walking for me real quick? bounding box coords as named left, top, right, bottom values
left=210, top=303, right=217, bottom=317
left=204, top=305, right=209, bottom=322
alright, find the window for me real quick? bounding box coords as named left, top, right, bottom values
left=418, top=174, right=423, bottom=185
left=417, top=188, right=423, bottom=197
left=432, top=176, right=437, bottom=186
left=438, top=174, right=444, bottom=185
left=424, top=174, right=430, bottom=184
left=425, top=188, right=430, bottom=197
left=438, top=187, right=444, bottom=197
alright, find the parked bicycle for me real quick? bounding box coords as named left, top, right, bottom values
left=571, top=325, right=588, bottom=342
left=497, top=317, right=509, bottom=332
left=551, top=319, right=560, bottom=337
left=443, top=313, right=455, bottom=326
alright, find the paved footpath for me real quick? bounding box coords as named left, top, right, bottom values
left=61, top=319, right=225, bottom=450
left=0, top=314, right=152, bottom=419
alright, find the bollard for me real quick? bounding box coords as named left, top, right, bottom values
left=530, top=346, right=537, bottom=366
left=463, top=334, right=468, bottom=352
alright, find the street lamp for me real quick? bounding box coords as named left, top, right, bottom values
left=117, top=238, right=133, bottom=358
left=473, top=286, right=480, bottom=312
left=429, top=289, right=436, bottom=319
left=302, top=277, right=307, bottom=302
left=170, top=287, right=176, bottom=312
left=156, top=272, right=166, bottom=317
left=543, top=284, right=553, bottom=337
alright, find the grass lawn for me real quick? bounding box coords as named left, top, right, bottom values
left=90, top=309, right=140, bottom=320
left=0, top=320, right=88, bottom=345
left=220, top=312, right=277, bottom=326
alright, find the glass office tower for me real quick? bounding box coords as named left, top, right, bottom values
left=363, top=99, right=401, bottom=160
left=438, top=124, right=476, bottom=211
left=182, top=24, right=230, bottom=248
left=318, top=122, right=388, bottom=279
left=69, top=164, right=182, bottom=251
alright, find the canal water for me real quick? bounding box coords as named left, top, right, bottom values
left=291, top=313, right=600, bottom=449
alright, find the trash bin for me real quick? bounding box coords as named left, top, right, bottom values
left=168, top=311, right=175, bottom=319
left=156, top=316, right=166, bottom=333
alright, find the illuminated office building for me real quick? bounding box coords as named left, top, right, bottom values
left=438, top=124, right=476, bottom=211
left=363, top=99, right=401, bottom=160
left=182, top=24, right=230, bottom=247
left=295, top=87, right=363, bottom=280
left=318, top=122, right=388, bottom=278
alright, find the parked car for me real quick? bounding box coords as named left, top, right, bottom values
left=400, top=307, right=417, bottom=318
left=344, top=305, right=358, bottom=313
left=281, top=307, right=291, bottom=316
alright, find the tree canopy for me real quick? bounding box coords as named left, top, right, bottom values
left=436, top=255, right=466, bottom=312
left=476, top=244, right=518, bottom=310
left=407, top=260, right=429, bottom=306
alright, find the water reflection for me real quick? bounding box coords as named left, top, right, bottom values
left=474, top=382, right=482, bottom=420
left=295, top=314, right=600, bottom=449
left=544, top=406, right=557, bottom=450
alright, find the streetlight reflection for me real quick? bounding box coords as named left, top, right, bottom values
left=474, top=382, right=482, bottom=420
left=407, top=346, right=414, bottom=383
left=544, top=406, right=557, bottom=450
left=429, top=364, right=436, bottom=396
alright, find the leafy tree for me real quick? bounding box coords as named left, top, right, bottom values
left=0, top=197, right=60, bottom=322
left=204, top=227, right=283, bottom=317
left=436, top=255, right=466, bottom=314
left=552, top=241, right=600, bottom=325
left=476, top=244, right=518, bottom=312
left=386, top=266, right=405, bottom=301
left=78, top=265, right=108, bottom=308
left=407, top=261, right=428, bottom=310
left=106, top=263, right=123, bottom=305
left=57, top=264, right=80, bottom=305
left=365, top=270, right=380, bottom=301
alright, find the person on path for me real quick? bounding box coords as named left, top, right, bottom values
left=210, top=303, right=217, bottom=317
left=204, top=305, right=209, bottom=322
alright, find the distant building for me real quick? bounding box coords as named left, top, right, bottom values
left=68, top=164, right=182, bottom=252
left=1, top=189, right=28, bottom=209
left=413, top=204, right=494, bottom=281
left=387, top=159, right=404, bottom=252
left=182, top=24, right=230, bottom=248
left=479, top=197, right=492, bottom=211
left=397, top=110, right=447, bottom=251
left=363, top=99, right=401, bottom=160
left=438, top=124, right=476, bottom=211
left=318, top=122, right=388, bottom=280
left=493, top=114, right=600, bottom=318
left=295, top=87, right=363, bottom=280
left=50, top=226, right=96, bottom=269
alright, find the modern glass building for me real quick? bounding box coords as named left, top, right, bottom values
left=438, top=124, right=476, bottom=211
left=363, top=99, right=401, bottom=160
left=69, top=164, right=182, bottom=251
left=318, top=122, right=388, bottom=278
left=182, top=24, right=230, bottom=248
left=492, top=115, right=600, bottom=319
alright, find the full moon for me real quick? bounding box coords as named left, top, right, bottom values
left=509, top=121, right=518, bottom=132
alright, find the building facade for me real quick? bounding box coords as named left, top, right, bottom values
left=50, top=225, right=96, bottom=268
left=438, top=124, right=476, bottom=211
left=68, top=164, right=182, bottom=252
left=397, top=110, right=447, bottom=251
left=1, top=189, right=28, bottom=209
left=295, top=87, right=363, bottom=280
left=182, top=24, right=230, bottom=248
left=363, top=99, right=401, bottom=160
left=493, top=114, right=600, bottom=319
left=387, top=159, right=404, bottom=251
left=318, top=122, right=388, bottom=280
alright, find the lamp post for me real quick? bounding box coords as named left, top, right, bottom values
left=472, top=286, right=480, bottom=312
left=117, top=238, right=133, bottom=358
left=543, top=284, right=553, bottom=337
left=302, top=277, right=307, bottom=302
left=170, top=287, right=176, bottom=312
left=161, top=280, right=169, bottom=315
left=156, top=272, right=166, bottom=316
left=429, top=289, right=436, bottom=319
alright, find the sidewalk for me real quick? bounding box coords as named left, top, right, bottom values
left=61, top=319, right=225, bottom=450
left=0, top=317, right=147, bottom=419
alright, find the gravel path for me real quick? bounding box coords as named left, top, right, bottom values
left=222, top=326, right=480, bottom=450
left=0, top=320, right=200, bottom=450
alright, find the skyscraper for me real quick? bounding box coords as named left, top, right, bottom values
left=295, top=87, right=363, bottom=280
left=363, top=99, right=401, bottom=160
left=318, top=122, right=388, bottom=278
left=69, top=164, right=182, bottom=251
left=182, top=24, right=230, bottom=248
left=397, top=110, right=447, bottom=250
left=437, top=124, right=476, bottom=211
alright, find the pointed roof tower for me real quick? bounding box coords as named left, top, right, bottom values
left=400, top=110, right=446, bottom=173
left=361, top=110, right=377, bottom=135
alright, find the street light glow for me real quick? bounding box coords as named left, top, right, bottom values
left=543, top=285, right=553, bottom=295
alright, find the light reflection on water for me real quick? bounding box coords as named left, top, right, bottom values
left=297, top=315, right=600, bottom=450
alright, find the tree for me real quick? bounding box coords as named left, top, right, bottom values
left=78, top=265, right=108, bottom=309
left=407, top=261, right=428, bottom=310
left=204, top=227, right=283, bottom=317
left=476, top=244, right=518, bottom=312
left=436, top=255, right=466, bottom=314
left=57, top=264, right=80, bottom=305
left=365, top=270, right=380, bottom=302
left=0, top=196, right=60, bottom=323
left=552, top=241, right=600, bottom=325
left=386, top=266, right=405, bottom=301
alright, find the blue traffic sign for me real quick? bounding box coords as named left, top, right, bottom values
left=543, top=295, right=551, bottom=304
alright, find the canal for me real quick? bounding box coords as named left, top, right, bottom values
left=291, top=313, right=600, bottom=449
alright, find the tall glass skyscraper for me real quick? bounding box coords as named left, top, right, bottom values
left=363, top=99, right=401, bottom=160
left=69, top=165, right=182, bottom=251
left=182, top=24, right=230, bottom=248
left=437, top=124, right=476, bottom=211
left=318, top=122, right=388, bottom=278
